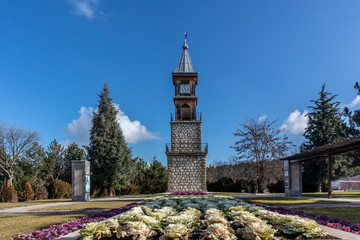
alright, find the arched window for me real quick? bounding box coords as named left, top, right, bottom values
left=181, top=104, right=191, bottom=121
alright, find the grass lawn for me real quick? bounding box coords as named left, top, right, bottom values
left=240, top=197, right=346, bottom=205
left=118, top=193, right=164, bottom=198
left=212, top=192, right=286, bottom=196
left=0, top=194, right=153, bottom=210
left=0, top=201, right=135, bottom=240
left=212, top=192, right=256, bottom=196
left=293, top=207, right=360, bottom=223
left=303, top=192, right=360, bottom=199
left=0, top=198, right=71, bottom=209
left=32, top=200, right=135, bottom=211
left=0, top=213, right=88, bottom=240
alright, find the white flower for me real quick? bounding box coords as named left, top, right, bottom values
left=163, top=223, right=190, bottom=238
left=204, top=223, right=236, bottom=240
left=116, top=221, right=157, bottom=238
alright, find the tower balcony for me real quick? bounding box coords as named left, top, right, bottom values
left=171, top=112, right=202, bottom=121
left=166, top=142, right=208, bottom=153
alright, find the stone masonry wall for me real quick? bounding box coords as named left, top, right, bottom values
left=167, top=121, right=207, bottom=192
left=167, top=154, right=206, bottom=191
left=170, top=122, right=202, bottom=151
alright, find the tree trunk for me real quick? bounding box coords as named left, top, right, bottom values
left=316, top=177, right=322, bottom=192
left=257, top=178, right=264, bottom=193
left=109, top=186, right=113, bottom=196
left=6, top=175, right=13, bottom=187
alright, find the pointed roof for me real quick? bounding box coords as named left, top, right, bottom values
left=174, top=39, right=196, bottom=73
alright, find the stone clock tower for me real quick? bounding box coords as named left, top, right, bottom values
left=166, top=37, right=207, bottom=192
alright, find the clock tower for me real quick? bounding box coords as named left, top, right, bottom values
left=166, top=36, right=207, bottom=192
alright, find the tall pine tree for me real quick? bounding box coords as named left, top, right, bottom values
left=301, top=84, right=347, bottom=192
left=88, top=83, right=135, bottom=196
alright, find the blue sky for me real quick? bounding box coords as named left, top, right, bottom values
left=1, top=1, right=360, bottom=165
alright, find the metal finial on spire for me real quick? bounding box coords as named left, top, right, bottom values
left=182, top=32, right=188, bottom=49
left=175, top=33, right=195, bottom=73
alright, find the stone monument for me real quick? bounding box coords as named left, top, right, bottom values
left=72, top=160, right=90, bottom=201
left=166, top=35, right=208, bottom=192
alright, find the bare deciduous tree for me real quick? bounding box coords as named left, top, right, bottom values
left=0, top=124, right=39, bottom=186
left=231, top=118, right=294, bottom=193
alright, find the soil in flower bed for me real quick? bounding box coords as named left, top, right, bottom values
left=98, top=227, right=339, bottom=240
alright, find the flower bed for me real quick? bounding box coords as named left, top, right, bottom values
left=170, top=192, right=207, bottom=196
left=14, top=202, right=144, bottom=240
left=79, top=196, right=330, bottom=239
left=249, top=202, right=360, bottom=236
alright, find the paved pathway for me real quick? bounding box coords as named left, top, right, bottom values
left=0, top=197, right=145, bottom=215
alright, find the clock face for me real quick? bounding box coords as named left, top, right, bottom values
left=180, top=84, right=190, bottom=94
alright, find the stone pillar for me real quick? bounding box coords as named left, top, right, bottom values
left=285, top=160, right=302, bottom=196
left=72, top=160, right=90, bottom=202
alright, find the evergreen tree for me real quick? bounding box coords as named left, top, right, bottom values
left=344, top=82, right=360, bottom=136
left=147, top=156, right=167, bottom=185
left=139, top=156, right=167, bottom=194
left=343, top=82, right=360, bottom=175
left=40, top=139, right=65, bottom=192
left=63, top=142, right=87, bottom=183
left=301, top=84, right=348, bottom=192
left=87, top=83, right=135, bottom=196
left=132, top=158, right=149, bottom=186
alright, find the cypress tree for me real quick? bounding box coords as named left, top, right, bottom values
left=301, top=84, right=347, bottom=192
left=88, top=83, right=135, bottom=196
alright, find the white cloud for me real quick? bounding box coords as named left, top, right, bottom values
left=281, top=110, right=309, bottom=135
left=343, top=95, right=360, bottom=108
left=69, top=0, right=99, bottom=19
left=258, top=115, right=267, bottom=122
left=64, top=106, right=94, bottom=147
left=113, top=104, right=159, bottom=144
left=64, top=105, right=158, bottom=147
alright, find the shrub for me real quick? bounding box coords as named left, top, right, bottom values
left=207, top=178, right=256, bottom=193
left=140, top=179, right=167, bottom=194
left=117, top=184, right=140, bottom=195
left=21, top=181, right=35, bottom=201
left=0, top=183, right=18, bottom=202
left=53, top=179, right=71, bottom=198
left=267, top=179, right=285, bottom=193
left=35, top=178, right=48, bottom=200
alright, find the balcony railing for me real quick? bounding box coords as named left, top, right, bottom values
left=166, top=143, right=208, bottom=152
left=171, top=112, right=202, bottom=121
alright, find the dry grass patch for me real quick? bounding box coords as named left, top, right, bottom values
left=0, top=201, right=136, bottom=240
left=303, top=192, right=360, bottom=199
left=242, top=197, right=346, bottom=205
left=32, top=201, right=135, bottom=211
left=0, top=213, right=87, bottom=240
left=0, top=199, right=71, bottom=210
left=293, top=207, right=360, bottom=223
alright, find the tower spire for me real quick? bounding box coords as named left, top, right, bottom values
left=174, top=33, right=195, bottom=73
